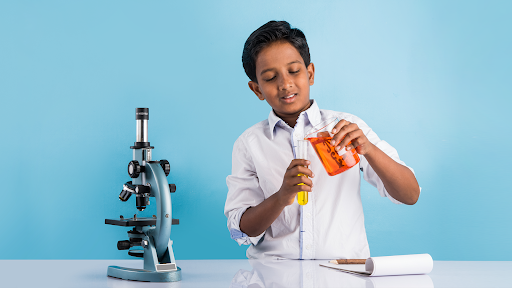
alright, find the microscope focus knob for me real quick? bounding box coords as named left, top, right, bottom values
left=117, top=240, right=131, bottom=250
left=128, top=160, right=144, bottom=178
left=169, top=184, right=176, bottom=193
left=160, top=159, right=170, bottom=176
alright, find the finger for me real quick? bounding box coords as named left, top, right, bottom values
left=298, top=175, right=313, bottom=187
left=331, top=122, right=357, bottom=146
left=337, top=129, right=363, bottom=151
left=287, top=159, right=311, bottom=170
left=296, top=165, right=314, bottom=178
left=288, top=178, right=312, bottom=189
left=291, top=173, right=313, bottom=185
left=345, top=137, right=361, bottom=151
left=288, top=165, right=314, bottom=179
left=293, top=183, right=312, bottom=193
left=331, top=119, right=349, bottom=134
left=285, top=179, right=312, bottom=192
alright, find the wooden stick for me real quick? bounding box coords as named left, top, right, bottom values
left=329, top=259, right=366, bottom=264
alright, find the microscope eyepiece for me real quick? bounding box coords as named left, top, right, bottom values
left=135, top=108, right=149, bottom=120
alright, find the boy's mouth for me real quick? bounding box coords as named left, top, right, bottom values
left=281, top=93, right=297, bottom=103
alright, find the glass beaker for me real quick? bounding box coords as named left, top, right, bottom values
left=304, top=117, right=360, bottom=176
left=295, top=140, right=309, bottom=205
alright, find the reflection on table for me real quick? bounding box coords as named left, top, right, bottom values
left=2, top=259, right=511, bottom=287
left=230, top=259, right=434, bottom=288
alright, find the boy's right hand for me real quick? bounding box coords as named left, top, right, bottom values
left=277, top=159, right=314, bottom=206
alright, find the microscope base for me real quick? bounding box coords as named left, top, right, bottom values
left=107, top=265, right=182, bottom=282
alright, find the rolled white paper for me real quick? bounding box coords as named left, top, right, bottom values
left=365, top=254, right=433, bottom=276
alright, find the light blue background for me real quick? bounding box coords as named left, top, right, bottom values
left=1, top=0, right=510, bottom=260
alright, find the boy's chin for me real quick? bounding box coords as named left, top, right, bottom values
left=267, top=97, right=311, bottom=116
left=287, top=99, right=311, bottom=113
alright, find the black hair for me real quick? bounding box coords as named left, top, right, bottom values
left=242, top=20, right=310, bottom=83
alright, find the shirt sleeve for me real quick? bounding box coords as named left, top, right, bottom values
left=349, top=115, right=417, bottom=205
left=225, top=136, right=266, bottom=246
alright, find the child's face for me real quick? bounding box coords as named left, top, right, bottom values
left=249, top=41, right=315, bottom=121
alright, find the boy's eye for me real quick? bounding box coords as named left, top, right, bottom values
left=264, top=76, right=276, bottom=82
left=290, top=69, right=300, bottom=74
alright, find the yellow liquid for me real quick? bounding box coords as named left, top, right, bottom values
left=297, top=173, right=308, bottom=205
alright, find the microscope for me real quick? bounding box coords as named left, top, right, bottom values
left=105, top=108, right=181, bottom=282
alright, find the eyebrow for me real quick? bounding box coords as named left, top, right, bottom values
left=259, top=60, right=302, bottom=76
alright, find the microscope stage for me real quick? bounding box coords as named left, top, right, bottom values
left=105, top=217, right=179, bottom=227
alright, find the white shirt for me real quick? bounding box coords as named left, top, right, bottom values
left=224, top=100, right=412, bottom=260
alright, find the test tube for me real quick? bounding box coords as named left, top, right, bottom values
left=296, top=140, right=309, bottom=205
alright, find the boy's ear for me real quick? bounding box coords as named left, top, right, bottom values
left=307, top=63, right=315, bottom=86
left=248, top=81, right=265, bottom=101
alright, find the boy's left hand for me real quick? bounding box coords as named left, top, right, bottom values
left=330, top=119, right=375, bottom=155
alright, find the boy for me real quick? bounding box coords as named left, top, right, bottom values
left=225, top=21, right=420, bottom=260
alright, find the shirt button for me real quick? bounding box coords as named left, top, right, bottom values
left=306, top=212, right=312, bottom=219
left=306, top=244, right=312, bottom=250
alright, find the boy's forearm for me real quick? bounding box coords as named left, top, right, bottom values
left=239, top=192, right=287, bottom=237
left=364, top=144, right=420, bottom=205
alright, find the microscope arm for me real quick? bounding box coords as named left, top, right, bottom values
left=144, top=162, right=172, bottom=260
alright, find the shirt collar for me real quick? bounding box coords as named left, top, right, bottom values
left=268, top=99, right=321, bottom=140
left=304, top=99, right=321, bottom=127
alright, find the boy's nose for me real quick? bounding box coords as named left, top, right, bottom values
left=278, top=75, right=293, bottom=90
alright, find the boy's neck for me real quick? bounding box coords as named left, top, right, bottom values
left=274, top=100, right=312, bottom=128
left=280, top=115, right=298, bottom=128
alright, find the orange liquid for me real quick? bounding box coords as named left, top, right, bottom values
left=306, top=136, right=360, bottom=176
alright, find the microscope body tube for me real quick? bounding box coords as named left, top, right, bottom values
left=136, top=119, right=148, bottom=143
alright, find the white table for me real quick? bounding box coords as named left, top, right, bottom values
left=1, top=259, right=510, bottom=287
